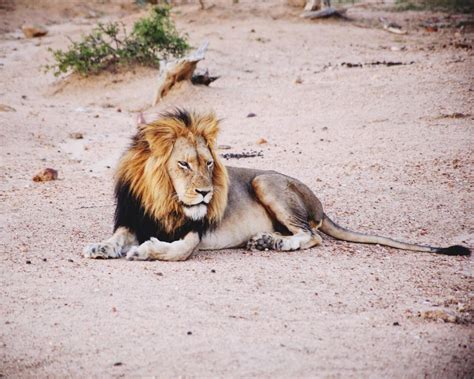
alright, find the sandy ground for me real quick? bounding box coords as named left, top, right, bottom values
left=1, top=0, right=473, bottom=377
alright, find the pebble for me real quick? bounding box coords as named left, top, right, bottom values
left=32, top=168, right=58, bottom=182
left=69, top=132, right=84, bottom=139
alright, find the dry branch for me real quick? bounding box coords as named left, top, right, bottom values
left=301, top=6, right=347, bottom=19
left=380, top=17, right=407, bottom=35
left=153, top=42, right=208, bottom=105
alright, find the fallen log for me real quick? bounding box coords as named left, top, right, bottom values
left=380, top=17, right=407, bottom=35
left=153, top=42, right=209, bottom=105
left=301, top=6, right=347, bottom=19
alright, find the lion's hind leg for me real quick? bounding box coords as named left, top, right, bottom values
left=83, top=227, right=138, bottom=259
left=248, top=174, right=322, bottom=252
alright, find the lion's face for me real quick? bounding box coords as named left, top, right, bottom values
left=118, top=110, right=228, bottom=232
left=167, top=136, right=215, bottom=220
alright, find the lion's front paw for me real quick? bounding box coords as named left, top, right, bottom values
left=83, top=242, right=122, bottom=259
left=126, top=245, right=149, bottom=261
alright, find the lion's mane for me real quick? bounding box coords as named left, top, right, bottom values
left=113, top=109, right=228, bottom=243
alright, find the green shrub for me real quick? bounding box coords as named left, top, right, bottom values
left=45, top=6, right=189, bottom=77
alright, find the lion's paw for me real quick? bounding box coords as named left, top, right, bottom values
left=247, top=233, right=282, bottom=251
left=126, top=245, right=149, bottom=261
left=83, top=242, right=122, bottom=259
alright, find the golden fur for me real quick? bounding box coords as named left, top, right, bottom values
left=116, top=111, right=228, bottom=233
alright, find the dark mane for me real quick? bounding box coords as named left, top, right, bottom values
left=114, top=179, right=212, bottom=244
left=161, top=108, right=193, bottom=128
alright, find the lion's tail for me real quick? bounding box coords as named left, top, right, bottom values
left=319, top=213, right=470, bottom=256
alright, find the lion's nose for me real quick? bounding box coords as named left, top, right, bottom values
left=195, top=189, right=210, bottom=197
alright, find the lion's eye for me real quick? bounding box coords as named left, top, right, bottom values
left=178, top=161, right=190, bottom=170
left=207, top=160, right=214, bottom=168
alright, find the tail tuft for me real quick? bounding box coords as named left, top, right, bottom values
left=435, top=245, right=471, bottom=256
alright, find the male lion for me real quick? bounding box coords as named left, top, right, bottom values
left=83, top=109, right=470, bottom=261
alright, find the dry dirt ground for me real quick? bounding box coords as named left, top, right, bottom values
left=1, top=0, right=473, bottom=377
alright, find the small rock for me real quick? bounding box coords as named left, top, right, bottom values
left=113, top=362, right=122, bottom=366
left=390, top=46, right=406, bottom=51
left=187, top=331, right=192, bottom=335
left=116, top=108, right=122, bottom=113
left=22, top=24, right=48, bottom=38
left=67, top=259, right=74, bottom=263
left=0, top=104, right=16, bottom=112
left=218, top=145, right=232, bottom=150
left=211, top=269, right=216, bottom=273
left=393, top=321, right=400, bottom=326
left=43, top=258, right=47, bottom=262
left=256, top=138, right=268, bottom=145
left=456, top=303, right=466, bottom=312
left=425, top=26, right=438, bottom=33
left=26, top=260, right=31, bottom=264
left=112, top=306, right=117, bottom=312
left=33, top=168, right=58, bottom=182
left=69, top=132, right=84, bottom=140
left=294, top=76, right=303, bottom=84
left=247, top=112, right=257, bottom=118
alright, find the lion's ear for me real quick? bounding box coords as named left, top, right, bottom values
left=195, top=113, right=220, bottom=147
left=136, top=112, right=147, bottom=127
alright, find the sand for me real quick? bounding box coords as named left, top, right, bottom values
left=0, top=0, right=473, bottom=377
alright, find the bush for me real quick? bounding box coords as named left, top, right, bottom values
left=45, top=6, right=189, bottom=77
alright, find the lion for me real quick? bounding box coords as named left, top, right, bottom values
left=83, top=109, right=470, bottom=261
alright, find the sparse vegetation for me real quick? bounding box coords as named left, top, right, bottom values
left=45, top=6, right=189, bottom=76
left=395, top=0, right=473, bottom=12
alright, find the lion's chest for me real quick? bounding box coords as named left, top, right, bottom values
left=199, top=202, right=274, bottom=250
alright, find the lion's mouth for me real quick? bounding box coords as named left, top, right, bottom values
left=181, top=202, right=208, bottom=221
left=181, top=201, right=208, bottom=208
